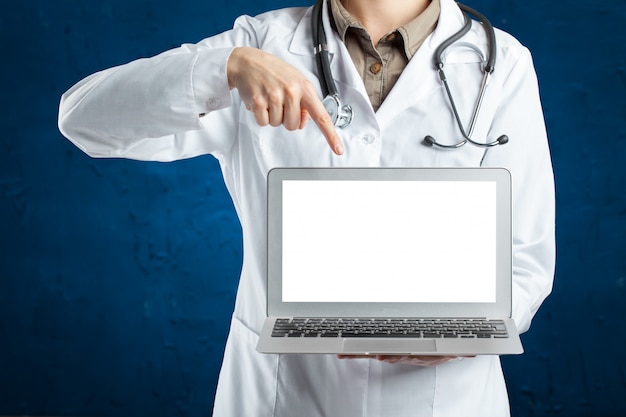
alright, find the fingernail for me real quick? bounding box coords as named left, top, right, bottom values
left=335, top=143, right=344, bottom=155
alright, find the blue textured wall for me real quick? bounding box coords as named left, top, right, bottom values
left=0, top=0, right=624, bottom=416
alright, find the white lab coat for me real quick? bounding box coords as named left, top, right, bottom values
left=58, top=0, right=555, bottom=415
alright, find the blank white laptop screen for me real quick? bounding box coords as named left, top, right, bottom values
left=281, top=180, right=497, bottom=304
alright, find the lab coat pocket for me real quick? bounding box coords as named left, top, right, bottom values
left=274, top=354, right=369, bottom=417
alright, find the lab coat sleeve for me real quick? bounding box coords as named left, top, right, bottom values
left=481, top=46, right=556, bottom=334
left=57, top=15, right=265, bottom=161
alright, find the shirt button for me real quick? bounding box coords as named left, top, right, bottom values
left=370, top=62, right=383, bottom=75
left=361, top=133, right=376, bottom=144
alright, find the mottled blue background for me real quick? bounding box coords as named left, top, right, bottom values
left=0, top=0, right=625, bottom=416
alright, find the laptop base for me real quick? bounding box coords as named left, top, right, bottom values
left=257, top=317, right=523, bottom=355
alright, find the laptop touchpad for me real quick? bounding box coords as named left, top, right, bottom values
left=342, top=339, right=437, bottom=354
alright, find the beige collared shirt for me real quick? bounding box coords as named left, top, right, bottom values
left=329, top=0, right=440, bottom=111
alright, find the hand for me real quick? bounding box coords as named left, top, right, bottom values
left=227, top=47, right=344, bottom=155
left=337, top=355, right=473, bottom=366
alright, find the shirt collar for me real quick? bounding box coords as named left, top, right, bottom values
left=328, top=0, right=440, bottom=59
left=329, top=0, right=363, bottom=40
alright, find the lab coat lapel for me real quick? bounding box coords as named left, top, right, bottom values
left=322, top=3, right=369, bottom=97
left=288, top=6, right=313, bottom=56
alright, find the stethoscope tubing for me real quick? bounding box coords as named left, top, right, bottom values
left=311, top=0, right=509, bottom=149
left=312, top=0, right=337, bottom=98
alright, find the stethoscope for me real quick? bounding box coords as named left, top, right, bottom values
left=311, top=0, right=509, bottom=149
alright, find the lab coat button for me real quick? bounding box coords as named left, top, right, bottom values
left=361, top=133, right=376, bottom=144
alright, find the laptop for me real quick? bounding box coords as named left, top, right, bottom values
left=256, top=167, right=522, bottom=355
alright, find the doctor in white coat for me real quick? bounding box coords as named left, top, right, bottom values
left=58, top=0, right=555, bottom=415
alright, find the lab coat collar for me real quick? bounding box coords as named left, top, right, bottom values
left=428, top=0, right=467, bottom=51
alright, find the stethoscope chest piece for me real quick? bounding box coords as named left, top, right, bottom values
left=322, top=95, right=353, bottom=128
left=312, top=0, right=354, bottom=129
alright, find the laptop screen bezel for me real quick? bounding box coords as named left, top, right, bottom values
left=266, top=167, right=512, bottom=318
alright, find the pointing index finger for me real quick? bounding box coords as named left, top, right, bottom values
left=301, top=93, right=344, bottom=155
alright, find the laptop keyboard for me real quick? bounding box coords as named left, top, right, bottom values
left=271, top=318, right=508, bottom=339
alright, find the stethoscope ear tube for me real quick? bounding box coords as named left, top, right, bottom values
left=433, top=8, right=472, bottom=70
left=425, top=2, right=507, bottom=149
left=456, top=3, right=496, bottom=73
